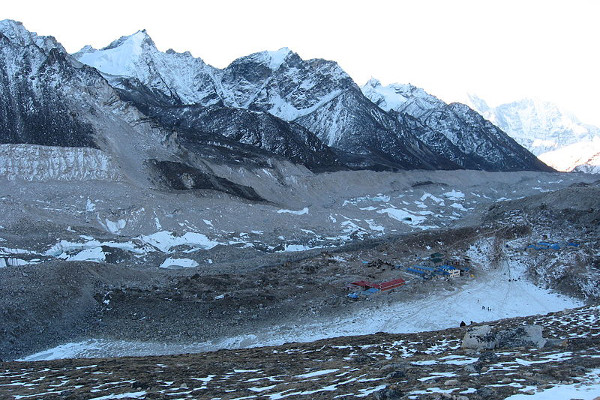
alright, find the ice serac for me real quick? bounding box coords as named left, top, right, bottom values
left=468, top=96, right=600, bottom=173
left=362, top=79, right=552, bottom=171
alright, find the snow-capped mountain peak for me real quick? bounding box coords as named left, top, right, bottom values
left=467, top=95, right=600, bottom=172
left=75, top=30, right=159, bottom=77
left=0, top=19, right=32, bottom=43
left=360, top=78, right=548, bottom=171
left=103, top=29, right=155, bottom=51
left=361, top=79, right=445, bottom=117
left=258, top=47, right=293, bottom=70
left=74, top=29, right=220, bottom=106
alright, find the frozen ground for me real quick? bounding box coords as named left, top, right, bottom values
left=1, top=169, right=599, bottom=363
left=19, top=234, right=583, bottom=361
left=2, top=305, right=599, bottom=399
left=0, top=170, right=595, bottom=270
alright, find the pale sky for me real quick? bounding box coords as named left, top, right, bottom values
left=4, top=0, right=600, bottom=125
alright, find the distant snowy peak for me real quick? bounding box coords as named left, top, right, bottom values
left=361, top=78, right=548, bottom=172
left=104, top=29, right=155, bottom=51
left=468, top=95, right=599, bottom=154
left=246, top=47, right=293, bottom=70
left=361, top=79, right=445, bottom=118
left=468, top=95, right=600, bottom=173
left=75, top=29, right=219, bottom=106
left=74, top=30, right=159, bottom=76
left=538, top=137, right=600, bottom=173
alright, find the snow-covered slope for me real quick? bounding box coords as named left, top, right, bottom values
left=468, top=96, right=600, bottom=172
left=362, top=79, right=550, bottom=171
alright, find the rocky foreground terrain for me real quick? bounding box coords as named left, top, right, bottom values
left=0, top=304, right=598, bottom=399
left=2, top=172, right=599, bottom=362
left=0, top=175, right=599, bottom=399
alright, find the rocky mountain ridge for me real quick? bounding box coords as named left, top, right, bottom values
left=0, top=20, right=336, bottom=200
left=72, top=26, right=550, bottom=173
left=361, top=79, right=550, bottom=171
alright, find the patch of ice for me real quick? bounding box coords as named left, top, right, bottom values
left=159, top=258, right=199, bottom=269
left=296, top=369, right=339, bottom=379
left=140, top=231, right=219, bottom=252
left=0, top=246, right=36, bottom=255
left=377, top=208, right=427, bottom=225
left=444, top=190, right=465, bottom=200
left=105, top=218, right=127, bottom=234
left=357, top=385, right=387, bottom=397
left=504, top=368, right=600, bottom=399
left=450, top=203, right=468, bottom=211
left=69, top=247, right=106, bottom=262
left=86, top=199, right=96, bottom=212
left=0, top=258, right=31, bottom=267
left=283, top=244, right=323, bottom=252
left=365, top=219, right=385, bottom=232
left=420, top=193, right=445, bottom=204
left=411, top=360, right=438, bottom=366
left=277, top=207, right=309, bottom=215
left=249, top=384, right=276, bottom=392
left=89, top=391, right=147, bottom=400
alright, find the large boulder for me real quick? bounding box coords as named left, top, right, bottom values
left=462, top=324, right=547, bottom=350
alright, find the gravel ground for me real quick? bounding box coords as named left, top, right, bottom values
left=0, top=171, right=598, bottom=362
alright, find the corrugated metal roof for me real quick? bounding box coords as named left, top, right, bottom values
left=379, top=278, right=406, bottom=290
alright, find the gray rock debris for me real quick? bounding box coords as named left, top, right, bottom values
left=462, top=324, right=547, bottom=350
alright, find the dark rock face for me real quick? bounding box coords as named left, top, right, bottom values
left=148, top=160, right=265, bottom=202
left=140, top=104, right=342, bottom=171
left=417, top=103, right=552, bottom=171
left=295, top=88, right=458, bottom=170
left=0, top=21, right=97, bottom=148
left=362, top=80, right=554, bottom=172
